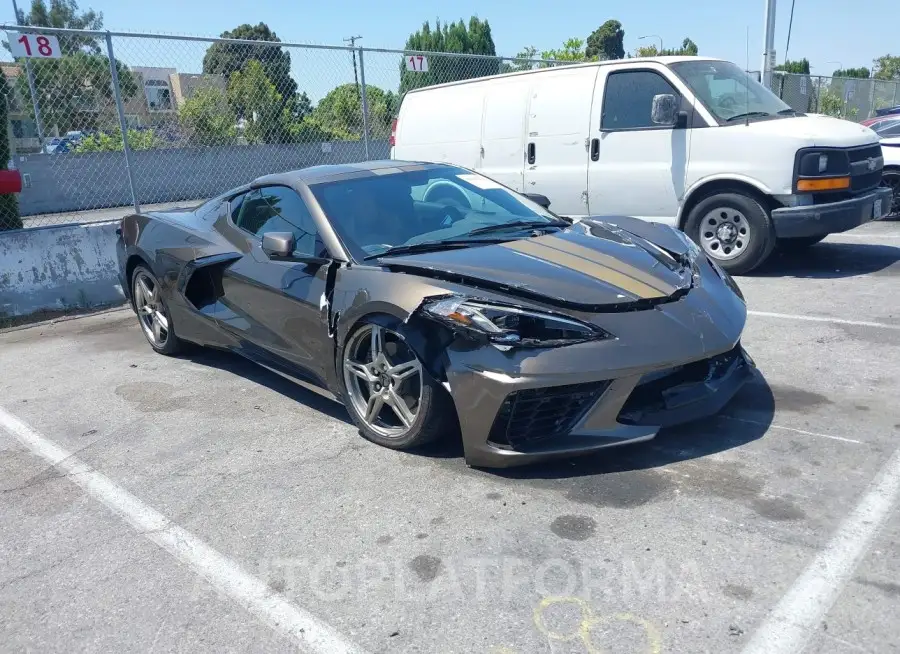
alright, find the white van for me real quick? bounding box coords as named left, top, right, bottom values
left=391, top=56, right=891, bottom=273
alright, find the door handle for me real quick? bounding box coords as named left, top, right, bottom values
left=526, top=142, right=535, bottom=165
left=590, top=138, right=600, bottom=161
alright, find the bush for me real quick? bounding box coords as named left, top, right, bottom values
left=73, top=128, right=159, bottom=153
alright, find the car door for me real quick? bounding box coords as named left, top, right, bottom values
left=522, top=66, right=599, bottom=217
left=587, top=67, right=691, bottom=225
left=477, top=78, right=530, bottom=191
left=220, top=185, right=333, bottom=388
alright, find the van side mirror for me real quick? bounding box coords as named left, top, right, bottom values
left=262, top=232, right=295, bottom=258
left=523, top=192, right=551, bottom=209
left=651, top=94, right=678, bottom=125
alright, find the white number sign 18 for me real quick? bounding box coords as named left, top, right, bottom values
left=6, top=32, right=62, bottom=59
left=405, top=55, right=429, bottom=72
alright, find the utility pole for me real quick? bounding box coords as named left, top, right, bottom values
left=761, top=0, right=777, bottom=88
left=344, top=35, right=362, bottom=97
left=11, top=0, right=45, bottom=148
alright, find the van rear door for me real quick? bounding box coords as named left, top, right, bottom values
left=522, top=66, right=599, bottom=217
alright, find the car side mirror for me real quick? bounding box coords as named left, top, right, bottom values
left=262, top=232, right=295, bottom=258
left=523, top=192, right=551, bottom=209
left=651, top=93, right=678, bottom=125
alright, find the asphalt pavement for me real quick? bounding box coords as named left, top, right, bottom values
left=1, top=220, right=898, bottom=653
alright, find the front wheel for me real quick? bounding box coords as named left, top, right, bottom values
left=684, top=192, right=776, bottom=275
left=132, top=265, right=183, bottom=355
left=340, top=322, right=454, bottom=450
left=881, top=169, right=900, bottom=218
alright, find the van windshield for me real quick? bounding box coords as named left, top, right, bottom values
left=669, top=60, right=795, bottom=123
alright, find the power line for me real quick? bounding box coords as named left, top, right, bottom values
left=343, top=35, right=362, bottom=97
left=784, top=0, right=797, bottom=64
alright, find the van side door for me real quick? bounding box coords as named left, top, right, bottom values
left=478, top=79, right=530, bottom=192
left=587, top=65, right=693, bottom=225
left=522, top=66, right=600, bottom=217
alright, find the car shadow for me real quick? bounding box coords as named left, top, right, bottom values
left=478, top=372, right=775, bottom=483
left=749, top=241, right=900, bottom=279
left=181, top=347, right=353, bottom=425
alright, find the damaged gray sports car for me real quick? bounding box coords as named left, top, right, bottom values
left=117, top=161, right=754, bottom=468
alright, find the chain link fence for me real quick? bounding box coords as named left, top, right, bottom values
left=0, top=25, right=560, bottom=229
left=769, top=71, right=900, bottom=121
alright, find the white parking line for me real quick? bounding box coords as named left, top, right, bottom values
left=748, top=311, right=899, bottom=331
left=0, top=406, right=368, bottom=654
left=742, top=445, right=900, bottom=654
left=721, top=415, right=862, bottom=444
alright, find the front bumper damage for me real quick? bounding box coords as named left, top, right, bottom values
left=439, top=282, right=753, bottom=468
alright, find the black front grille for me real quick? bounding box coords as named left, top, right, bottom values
left=848, top=144, right=882, bottom=163
left=852, top=170, right=882, bottom=192
left=618, top=345, right=741, bottom=424
left=488, top=381, right=610, bottom=449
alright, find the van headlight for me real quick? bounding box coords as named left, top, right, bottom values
left=423, top=296, right=611, bottom=347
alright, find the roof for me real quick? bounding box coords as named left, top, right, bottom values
left=403, top=56, right=723, bottom=94
left=250, top=160, right=439, bottom=187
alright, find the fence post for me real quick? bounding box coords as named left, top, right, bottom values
left=357, top=47, right=370, bottom=160
left=105, top=31, right=139, bottom=213
left=893, top=82, right=898, bottom=109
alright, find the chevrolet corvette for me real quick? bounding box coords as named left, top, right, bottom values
left=117, top=161, right=753, bottom=467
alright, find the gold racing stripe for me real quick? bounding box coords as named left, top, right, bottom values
left=501, top=239, right=666, bottom=299
left=536, top=236, right=676, bottom=295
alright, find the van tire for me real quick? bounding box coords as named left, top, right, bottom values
left=684, top=191, right=775, bottom=275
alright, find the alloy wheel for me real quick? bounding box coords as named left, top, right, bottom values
left=133, top=271, right=170, bottom=348
left=343, top=324, right=423, bottom=438
left=699, top=207, right=752, bottom=261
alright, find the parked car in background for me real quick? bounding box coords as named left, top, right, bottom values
left=392, top=57, right=890, bottom=274
left=860, top=114, right=900, bottom=131
left=117, top=161, right=753, bottom=468
left=873, top=105, right=900, bottom=118
left=880, top=136, right=900, bottom=215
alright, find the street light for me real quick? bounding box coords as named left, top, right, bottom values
left=638, top=34, right=663, bottom=53
left=826, top=60, right=844, bottom=75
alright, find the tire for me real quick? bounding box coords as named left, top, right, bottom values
left=778, top=235, right=826, bottom=251
left=131, top=265, right=184, bottom=356
left=881, top=169, right=900, bottom=218
left=684, top=191, right=776, bottom=275
left=339, top=321, right=454, bottom=450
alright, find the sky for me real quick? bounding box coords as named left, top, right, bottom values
left=1, top=0, right=895, bottom=101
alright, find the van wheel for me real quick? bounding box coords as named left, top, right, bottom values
left=684, top=192, right=775, bottom=275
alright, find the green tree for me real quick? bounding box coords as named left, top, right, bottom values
left=832, top=67, right=870, bottom=79
left=635, top=38, right=700, bottom=58
left=873, top=55, right=900, bottom=80
left=541, top=38, right=586, bottom=62
left=775, top=58, right=811, bottom=74
left=227, top=59, right=290, bottom=144
left=501, top=45, right=539, bottom=73
left=178, top=87, right=236, bottom=146
left=585, top=20, right=624, bottom=60
left=311, top=83, right=397, bottom=140
left=399, top=18, right=498, bottom=94
left=0, top=74, right=21, bottom=231
left=12, top=0, right=103, bottom=55
left=18, top=51, right=137, bottom=133
left=202, top=23, right=297, bottom=105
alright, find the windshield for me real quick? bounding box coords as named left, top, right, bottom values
left=309, top=165, right=561, bottom=260
left=669, top=60, right=794, bottom=123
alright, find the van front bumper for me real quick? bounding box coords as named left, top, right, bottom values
left=772, top=187, right=891, bottom=239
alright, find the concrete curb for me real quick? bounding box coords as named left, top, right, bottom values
left=0, top=221, right=125, bottom=318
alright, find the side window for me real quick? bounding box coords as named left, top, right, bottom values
left=229, top=192, right=246, bottom=224
left=601, top=70, right=680, bottom=130
left=236, top=186, right=326, bottom=258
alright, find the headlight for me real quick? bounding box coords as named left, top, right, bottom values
left=422, top=296, right=611, bottom=347
left=797, top=149, right=850, bottom=177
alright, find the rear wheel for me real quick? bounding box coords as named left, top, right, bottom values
left=684, top=191, right=775, bottom=275
left=132, top=265, right=183, bottom=355
left=340, top=322, right=452, bottom=450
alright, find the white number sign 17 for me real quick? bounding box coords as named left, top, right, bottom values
left=406, top=55, right=429, bottom=72
left=6, top=32, right=62, bottom=59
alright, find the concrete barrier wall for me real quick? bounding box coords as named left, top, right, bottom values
left=17, top=140, right=392, bottom=216
left=0, top=222, right=124, bottom=317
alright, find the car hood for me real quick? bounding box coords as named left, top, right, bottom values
left=380, top=220, right=695, bottom=310
left=747, top=114, right=878, bottom=147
